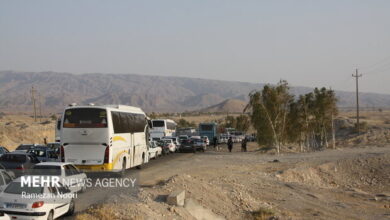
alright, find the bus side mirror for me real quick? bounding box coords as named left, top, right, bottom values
left=148, top=120, right=153, bottom=129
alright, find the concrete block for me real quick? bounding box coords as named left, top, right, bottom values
left=167, top=189, right=186, bottom=206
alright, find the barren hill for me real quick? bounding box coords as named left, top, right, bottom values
left=199, top=99, right=247, bottom=113
left=1, top=71, right=390, bottom=113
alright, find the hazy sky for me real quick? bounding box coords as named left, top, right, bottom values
left=1, top=0, right=390, bottom=94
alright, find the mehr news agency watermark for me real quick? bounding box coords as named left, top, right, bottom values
left=19, top=176, right=137, bottom=199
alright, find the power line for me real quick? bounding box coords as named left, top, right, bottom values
left=364, top=62, right=390, bottom=76
left=361, top=55, right=390, bottom=72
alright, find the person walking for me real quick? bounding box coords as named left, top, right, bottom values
left=227, top=136, right=233, bottom=152
left=213, top=136, right=219, bottom=151
left=241, top=137, right=247, bottom=152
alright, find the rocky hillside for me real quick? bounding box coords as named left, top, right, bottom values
left=199, top=99, right=247, bottom=113
left=1, top=71, right=390, bottom=113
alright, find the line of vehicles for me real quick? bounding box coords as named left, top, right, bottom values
left=0, top=147, right=87, bottom=219
left=0, top=104, right=253, bottom=219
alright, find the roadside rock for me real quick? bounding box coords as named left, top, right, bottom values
left=167, top=189, right=186, bottom=206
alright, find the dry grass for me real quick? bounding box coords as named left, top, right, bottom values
left=75, top=205, right=139, bottom=220
left=339, top=110, right=390, bottom=128
left=0, top=114, right=55, bottom=150
left=251, top=207, right=275, bottom=220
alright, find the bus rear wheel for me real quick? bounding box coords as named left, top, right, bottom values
left=120, top=159, right=126, bottom=177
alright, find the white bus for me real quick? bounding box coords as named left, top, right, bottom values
left=149, top=119, right=177, bottom=140
left=60, top=105, right=150, bottom=174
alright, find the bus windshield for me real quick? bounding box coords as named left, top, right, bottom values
left=63, top=108, right=107, bottom=128
left=200, top=124, right=213, bottom=131
left=152, top=120, right=165, bottom=127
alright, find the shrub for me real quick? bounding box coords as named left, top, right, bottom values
left=354, top=121, right=368, bottom=133
left=50, top=114, right=57, bottom=121
left=251, top=207, right=275, bottom=220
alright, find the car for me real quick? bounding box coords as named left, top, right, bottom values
left=0, top=211, right=10, bottom=220
left=178, top=135, right=189, bottom=142
left=160, top=139, right=177, bottom=153
left=0, top=177, right=75, bottom=220
left=46, top=143, right=61, bottom=157
left=151, top=137, right=161, bottom=142
left=0, top=147, right=10, bottom=157
left=13, top=144, right=42, bottom=153
left=31, top=162, right=87, bottom=193
left=178, top=139, right=196, bottom=153
left=0, top=163, right=15, bottom=180
left=219, top=135, right=228, bottom=144
left=27, top=146, right=60, bottom=162
left=246, top=134, right=256, bottom=142
left=202, top=136, right=210, bottom=146
left=232, top=136, right=240, bottom=143
left=156, top=140, right=170, bottom=155
left=0, top=152, right=40, bottom=177
left=0, top=170, right=14, bottom=192
left=165, top=137, right=181, bottom=152
left=191, top=138, right=206, bottom=152
left=148, top=141, right=162, bottom=159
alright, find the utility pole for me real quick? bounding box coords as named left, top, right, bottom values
left=38, top=92, right=42, bottom=122
left=31, top=86, right=37, bottom=122
left=352, top=69, right=362, bottom=135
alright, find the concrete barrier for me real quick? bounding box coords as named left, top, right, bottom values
left=167, top=190, right=186, bottom=206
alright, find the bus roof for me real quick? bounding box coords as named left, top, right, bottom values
left=65, top=105, right=146, bottom=115
left=152, top=119, right=176, bottom=124
left=199, top=122, right=217, bottom=125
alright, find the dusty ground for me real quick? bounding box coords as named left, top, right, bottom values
left=0, top=112, right=389, bottom=219
left=0, top=114, right=55, bottom=150
left=75, top=144, right=390, bottom=220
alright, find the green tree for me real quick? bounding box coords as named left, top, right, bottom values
left=245, top=80, right=294, bottom=154
left=177, top=119, right=196, bottom=128
left=235, top=115, right=250, bottom=132
left=148, top=112, right=158, bottom=119
left=50, top=114, right=57, bottom=121
left=224, top=115, right=237, bottom=128
left=287, top=88, right=338, bottom=151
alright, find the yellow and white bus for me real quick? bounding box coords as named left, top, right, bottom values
left=59, top=104, right=150, bottom=174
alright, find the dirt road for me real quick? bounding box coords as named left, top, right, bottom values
left=72, top=144, right=390, bottom=220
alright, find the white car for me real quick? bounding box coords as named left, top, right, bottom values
left=0, top=177, right=75, bottom=220
left=148, top=141, right=162, bottom=159
left=32, top=162, right=87, bottom=193
left=219, top=135, right=228, bottom=144
left=0, top=170, right=14, bottom=192
left=165, top=137, right=181, bottom=152
left=161, top=139, right=177, bottom=153
left=0, top=212, right=10, bottom=220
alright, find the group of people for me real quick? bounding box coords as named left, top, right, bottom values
left=212, top=136, right=247, bottom=152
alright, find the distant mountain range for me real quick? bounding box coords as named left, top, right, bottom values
left=199, top=99, right=247, bottom=113
left=0, top=71, right=390, bottom=113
